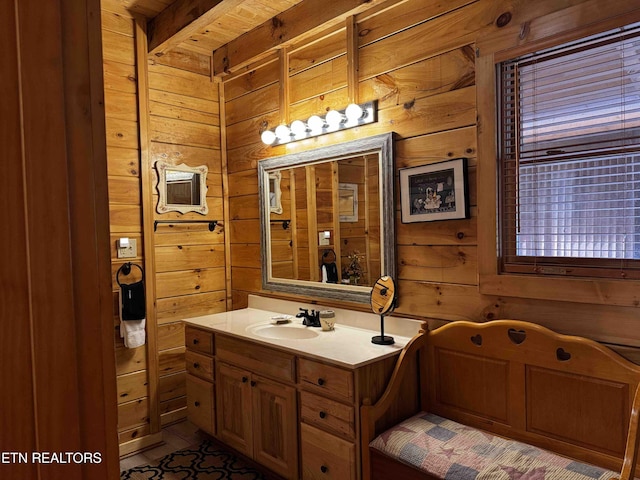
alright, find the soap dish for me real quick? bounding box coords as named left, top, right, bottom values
left=270, top=315, right=293, bottom=325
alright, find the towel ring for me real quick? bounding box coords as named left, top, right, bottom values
left=116, top=262, right=144, bottom=286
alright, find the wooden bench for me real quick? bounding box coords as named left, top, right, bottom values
left=361, top=320, right=640, bottom=480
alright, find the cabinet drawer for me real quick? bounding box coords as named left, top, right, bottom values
left=298, top=359, right=354, bottom=401
left=301, top=423, right=356, bottom=480
left=186, top=374, right=215, bottom=435
left=300, top=391, right=355, bottom=439
left=185, top=326, right=214, bottom=355
left=217, top=335, right=295, bottom=383
left=186, top=350, right=214, bottom=381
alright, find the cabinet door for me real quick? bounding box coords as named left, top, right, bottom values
left=252, top=374, right=298, bottom=480
left=216, top=362, right=252, bottom=456
left=186, top=374, right=215, bottom=435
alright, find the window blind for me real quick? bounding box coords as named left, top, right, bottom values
left=499, top=22, right=640, bottom=278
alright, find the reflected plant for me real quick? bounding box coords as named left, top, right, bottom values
left=343, top=251, right=364, bottom=284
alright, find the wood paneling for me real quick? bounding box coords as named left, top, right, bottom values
left=158, top=322, right=186, bottom=351
left=102, top=7, right=153, bottom=449
left=148, top=63, right=217, bottom=100
left=147, top=51, right=224, bottom=428
left=118, top=398, right=150, bottom=432
left=102, top=29, right=136, bottom=65
left=149, top=47, right=212, bottom=76
left=157, top=291, right=227, bottom=323
left=156, top=268, right=226, bottom=298
left=103, top=60, right=137, bottom=94
left=155, top=245, right=226, bottom=271
left=117, top=371, right=149, bottom=405
left=220, top=0, right=640, bottom=355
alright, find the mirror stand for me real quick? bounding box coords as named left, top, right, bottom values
left=372, top=313, right=394, bottom=345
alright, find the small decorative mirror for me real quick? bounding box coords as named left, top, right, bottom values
left=338, top=183, right=358, bottom=222
left=370, top=275, right=397, bottom=345
left=155, top=160, right=208, bottom=215
left=269, top=171, right=283, bottom=214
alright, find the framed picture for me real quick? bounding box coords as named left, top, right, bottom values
left=338, top=183, right=358, bottom=222
left=399, top=158, right=468, bottom=223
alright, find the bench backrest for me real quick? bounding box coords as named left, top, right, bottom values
left=424, top=320, right=640, bottom=472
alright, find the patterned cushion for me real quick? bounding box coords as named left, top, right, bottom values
left=370, top=412, right=619, bottom=480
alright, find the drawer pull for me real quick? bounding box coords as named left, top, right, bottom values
left=193, top=339, right=199, bottom=345
left=319, top=411, right=326, bottom=419
left=193, top=362, right=200, bottom=369
left=242, top=376, right=248, bottom=383
left=320, top=465, right=328, bottom=473
left=251, top=380, right=256, bottom=387
left=194, top=401, right=200, bottom=407
left=317, top=378, right=325, bottom=386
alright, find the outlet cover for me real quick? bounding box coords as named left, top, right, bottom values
left=117, top=238, right=137, bottom=259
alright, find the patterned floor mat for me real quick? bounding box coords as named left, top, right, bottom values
left=120, top=440, right=267, bottom=480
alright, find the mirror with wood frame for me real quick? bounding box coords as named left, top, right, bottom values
left=258, top=133, right=396, bottom=304
left=370, top=275, right=397, bottom=315
left=155, top=160, right=208, bottom=215
left=370, top=275, right=396, bottom=344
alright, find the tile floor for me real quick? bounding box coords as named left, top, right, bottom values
left=119, top=420, right=209, bottom=472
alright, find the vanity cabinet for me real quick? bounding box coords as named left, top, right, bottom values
left=185, top=323, right=403, bottom=480
left=216, top=335, right=299, bottom=480
left=185, top=327, right=215, bottom=435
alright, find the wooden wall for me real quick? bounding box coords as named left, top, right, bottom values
left=222, top=0, right=640, bottom=354
left=101, top=0, right=224, bottom=451
left=101, top=0, right=153, bottom=450
left=148, top=53, right=225, bottom=427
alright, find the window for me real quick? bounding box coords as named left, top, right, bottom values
left=498, top=22, right=640, bottom=279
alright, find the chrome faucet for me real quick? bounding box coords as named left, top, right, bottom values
left=296, top=308, right=321, bottom=327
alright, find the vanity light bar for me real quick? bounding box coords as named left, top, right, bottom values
left=260, top=101, right=378, bottom=146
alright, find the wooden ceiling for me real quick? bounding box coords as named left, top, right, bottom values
left=118, top=0, right=302, bottom=57
left=109, top=0, right=386, bottom=76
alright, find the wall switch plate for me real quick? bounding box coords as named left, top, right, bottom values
left=117, top=238, right=137, bottom=259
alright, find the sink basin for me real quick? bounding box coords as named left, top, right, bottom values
left=248, top=324, right=320, bottom=340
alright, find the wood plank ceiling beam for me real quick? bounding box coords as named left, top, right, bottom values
left=212, top=0, right=384, bottom=76
left=147, top=0, right=245, bottom=57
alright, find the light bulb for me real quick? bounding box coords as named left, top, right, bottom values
left=261, top=130, right=276, bottom=145
left=325, top=109, right=344, bottom=127
left=275, top=124, right=291, bottom=142
left=307, top=115, right=325, bottom=133
left=345, top=103, right=364, bottom=122
left=290, top=120, right=308, bottom=137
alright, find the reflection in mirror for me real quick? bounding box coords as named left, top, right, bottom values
left=259, top=133, right=395, bottom=304
left=155, top=160, right=208, bottom=215
left=269, top=171, right=283, bottom=214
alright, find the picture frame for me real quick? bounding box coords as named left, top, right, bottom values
left=338, top=183, right=358, bottom=222
left=399, top=158, right=468, bottom=223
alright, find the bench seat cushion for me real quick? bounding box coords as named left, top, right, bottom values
left=370, top=412, right=618, bottom=480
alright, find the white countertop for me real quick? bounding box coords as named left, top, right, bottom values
left=184, top=306, right=412, bottom=368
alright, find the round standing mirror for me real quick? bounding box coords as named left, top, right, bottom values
left=370, top=276, right=396, bottom=345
